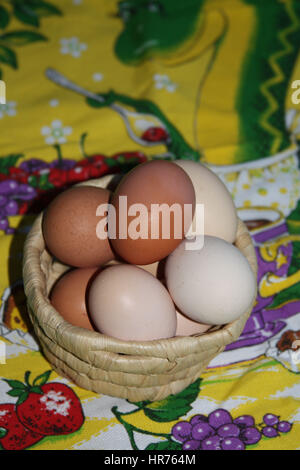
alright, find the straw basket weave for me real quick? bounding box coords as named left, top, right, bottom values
left=23, top=174, right=258, bottom=402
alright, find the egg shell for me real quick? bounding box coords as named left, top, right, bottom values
left=175, top=160, right=238, bottom=243
left=88, top=264, right=177, bottom=341
left=50, top=267, right=99, bottom=330
left=109, top=160, right=196, bottom=265
left=165, top=235, right=257, bottom=325
left=105, top=259, right=166, bottom=282
left=42, top=186, right=115, bottom=268
left=176, top=309, right=211, bottom=337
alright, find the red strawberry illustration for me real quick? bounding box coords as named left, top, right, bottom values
left=141, top=127, right=168, bottom=143
left=77, top=154, right=106, bottom=167
left=88, top=164, right=108, bottom=178
left=5, top=371, right=84, bottom=436
left=0, top=403, right=43, bottom=450
left=8, top=167, right=29, bottom=184
left=48, top=168, right=68, bottom=187
left=67, top=165, right=90, bottom=183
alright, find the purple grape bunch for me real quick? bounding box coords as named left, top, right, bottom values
left=171, top=409, right=293, bottom=450
left=0, top=179, right=37, bottom=234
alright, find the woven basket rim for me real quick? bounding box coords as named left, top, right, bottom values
left=22, top=175, right=258, bottom=360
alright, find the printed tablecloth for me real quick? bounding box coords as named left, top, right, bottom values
left=0, top=0, right=299, bottom=451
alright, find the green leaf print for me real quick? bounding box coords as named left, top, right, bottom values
left=26, top=0, right=62, bottom=17
left=0, top=5, right=10, bottom=29
left=32, top=370, right=52, bottom=387
left=13, top=2, right=40, bottom=27
left=288, top=242, right=300, bottom=275
left=267, top=241, right=300, bottom=309
left=146, top=440, right=182, bottom=450
left=0, top=0, right=63, bottom=77
left=12, top=0, right=62, bottom=26
left=143, top=379, right=202, bottom=422
left=113, top=378, right=202, bottom=450
left=0, top=154, right=23, bottom=174
left=0, top=45, right=17, bottom=69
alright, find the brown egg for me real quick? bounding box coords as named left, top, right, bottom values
left=109, top=160, right=195, bottom=265
left=176, top=309, right=211, bottom=337
left=50, top=267, right=99, bottom=330
left=42, top=186, right=115, bottom=268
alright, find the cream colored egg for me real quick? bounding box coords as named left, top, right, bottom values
left=175, top=160, right=238, bottom=243
left=176, top=309, right=211, bottom=336
left=88, top=264, right=177, bottom=341
left=105, top=259, right=165, bottom=280
left=165, top=235, right=257, bottom=325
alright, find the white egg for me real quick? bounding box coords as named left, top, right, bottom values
left=174, top=160, right=238, bottom=243
left=88, top=264, right=177, bottom=341
left=165, top=235, right=257, bottom=325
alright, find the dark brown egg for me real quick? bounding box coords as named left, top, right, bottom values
left=109, top=160, right=195, bottom=265
left=42, top=186, right=115, bottom=268
left=50, top=267, right=99, bottom=330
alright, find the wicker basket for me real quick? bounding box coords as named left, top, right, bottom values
left=22, top=174, right=258, bottom=402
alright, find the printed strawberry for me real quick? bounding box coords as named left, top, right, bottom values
left=76, top=154, right=109, bottom=178
left=8, top=167, right=29, bottom=184
left=67, top=165, right=90, bottom=183
left=141, top=127, right=168, bottom=142
left=0, top=403, right=43, bottom=450
left=88, top=163, right=108, bottom=178
left=5, top=371, right=84, bottom=436
left=48, top=168, right=68, bottom=187
left=76, top=154, right=106, bottom=167
left=108, top=151, right=147, bottom=172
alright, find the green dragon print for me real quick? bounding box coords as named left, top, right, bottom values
left=114, top=0, right=300, bottom=164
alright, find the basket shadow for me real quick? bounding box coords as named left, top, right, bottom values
left=6, top=185, right=72, bottom=344
left=7, top=214, right=39, bottom=338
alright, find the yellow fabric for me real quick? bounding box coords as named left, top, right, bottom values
left=0, top=0, right=300, bottom=451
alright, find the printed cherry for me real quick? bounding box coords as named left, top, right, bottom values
left=141, top=127, right=169, bottom=142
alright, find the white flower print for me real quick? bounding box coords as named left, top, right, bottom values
left=49, top=99, right=60, bottom=107
left=92, top=72, right=103, bottom=82
left=0, top=101, right=17, bottom=118
left=153, top=74, right=177, bottom=93
left=41, top=120, right=73, bottom=145
left=60, top=37, right=87, bottom=58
